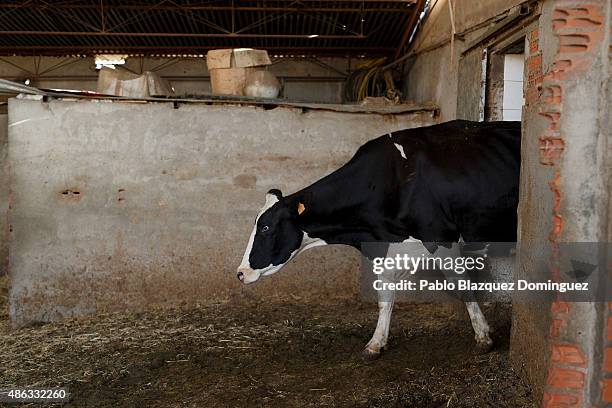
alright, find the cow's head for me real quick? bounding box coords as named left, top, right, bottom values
left=237, top=189, right=319, bottom=284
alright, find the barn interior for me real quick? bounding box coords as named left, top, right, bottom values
left=0, top=1, right=611, bottom=407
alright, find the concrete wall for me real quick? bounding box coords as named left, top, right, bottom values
left=404, top=0, right=528, bottom=121
left=7, top=97, right=435, bottom=326
left=404, top=44, right=461, bottom=121
left=0, top=56, right=353, bottom=103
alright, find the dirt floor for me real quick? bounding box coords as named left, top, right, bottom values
left=0, top=276, right=534, bottom=407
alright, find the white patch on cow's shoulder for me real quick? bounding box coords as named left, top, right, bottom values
left=300, top=232, right=327, bottom=252
left=388, top=133, right=392, bottom=138
left=394, top=143, right=407, bottom=159
left=259, top=232, right=327, bottom=277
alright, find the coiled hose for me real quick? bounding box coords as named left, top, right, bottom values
left=344, top=58, right=401, bottom=103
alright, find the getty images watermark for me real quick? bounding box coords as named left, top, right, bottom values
left=360, top=242, right=611, bottom=303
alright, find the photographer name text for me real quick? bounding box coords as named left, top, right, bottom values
left=373, top=279, right=589, bottom=293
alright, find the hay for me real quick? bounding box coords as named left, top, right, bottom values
left=0, top=276, right=534, bottom=407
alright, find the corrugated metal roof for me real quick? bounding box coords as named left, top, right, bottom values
left=0, top=0, right=424, bottom=57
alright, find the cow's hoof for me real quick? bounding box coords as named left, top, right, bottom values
left=473, top=339, right=494, bottom=355
left=361, top=347, right=383, bottom=363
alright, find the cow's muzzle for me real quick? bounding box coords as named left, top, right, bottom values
left=236, top=266, right=261, bottom=284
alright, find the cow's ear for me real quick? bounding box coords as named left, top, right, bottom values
left=267, top=189, right=283, bottom=199
left=264, top=189, right=282, bottom=207
left=297, top=202, right=306, bottom=215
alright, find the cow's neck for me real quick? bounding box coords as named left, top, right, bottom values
left=287, top=160, right=378, bottom=248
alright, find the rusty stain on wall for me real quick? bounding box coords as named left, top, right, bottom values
left=59, top=188, right=82, bottom=201
left=233, top=174, right=257, bottom=189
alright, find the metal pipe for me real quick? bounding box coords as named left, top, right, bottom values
left=0, top=31, right=366, bottom=40
left=393, top=0, right=426, bottom=59
left=0, top=45, right=394, bottom=54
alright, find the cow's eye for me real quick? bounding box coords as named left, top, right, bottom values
left=261, top=225, right=270, bottom=233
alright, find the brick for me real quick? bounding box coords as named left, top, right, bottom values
left=525, top=52, right=543, bottom=105
left=604, top=347, right=612, bottom=372
left=553, top=6, right=604, bottom=30
left=549, top=171, right=562, bottom=213
left=544, top=85, right=563, bottom=105
left=546, top=59, right=573, bottom=81
left=551, top=215, right=564, bottom=237
left=543, top=391, right=581, bottom=408
left=552, top=301, right=571, bottom=314
left=558, top=32, right=604, bottom=54
left=539, top=136, right=565, bottom=166
left=550, top=318, right=565, bottom=337
left=539, top=111, right=561, bottom=129
left=558, top=34, right=590, bottom=53
left=547, top=367, right=585, bottom=390
left=528, top=54, right=543, bottom=70
left=602, top=379, right=612, bottom=402
left=551, top=344, right=586, bottom=367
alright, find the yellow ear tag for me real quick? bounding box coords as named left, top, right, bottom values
left=297, top=202, right=306, bottom=215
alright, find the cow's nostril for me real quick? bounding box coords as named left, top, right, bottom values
left=237, top=272, right=244, bottom=281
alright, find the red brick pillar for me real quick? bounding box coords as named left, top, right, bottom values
left=511, top=0, right=610, bottom=406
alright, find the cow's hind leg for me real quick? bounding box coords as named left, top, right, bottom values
left=459, top=243, right=493, bottom=353
left=465, top=301, right=493, bottom=353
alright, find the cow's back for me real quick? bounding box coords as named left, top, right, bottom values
left=389, top=120, right=521, bottom=242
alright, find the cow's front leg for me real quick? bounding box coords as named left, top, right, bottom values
left=362, top=243, right=397, bottom=361
left=465, top=301, right=493, bottom=353
left=363, top=294, right=395, bottom=361
left=361, top=240, right=422, bottom=361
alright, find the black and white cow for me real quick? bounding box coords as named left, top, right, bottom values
left=237, top=120, right=520, bottom=359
